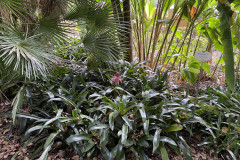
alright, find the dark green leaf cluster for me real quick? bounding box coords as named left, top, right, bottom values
left=193, top=86, right=240, bottom=159
left=11, top=61, right=195, bottom=159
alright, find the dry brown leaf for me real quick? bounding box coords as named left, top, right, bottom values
left=10, top=151, right=15, bottom=155
left=177, top=77, right=182, bottom=84
left=24, top=157, right=30, bottom=160
left=222, top=127, right=228, bottom=133
left=3, top=154, right=9, bottom=159
left=188, top=6, right=197, bottom=19
left=57, top=150, right=65, bottom=158
left=0, top=153, right=4, bottom=159
left=72, top=155, right=80, bottom=160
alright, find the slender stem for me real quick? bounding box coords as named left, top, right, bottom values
left=211, top=54, right=223, bottom=78
left=183, top=26, right=194, bottom=68
left=146, top=0, right=161, bottom=60
left=193, top=34, right=201, bottom=56
left=162, top=9, right=184, bottom=66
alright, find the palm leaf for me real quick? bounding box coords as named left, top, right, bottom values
left=65, top=0, right=127, bottom=65
left=36, top=17, right=70, bottom=43
left=0, top=0, right=29, bottom=20
left=0, top=24, right=59, bottom=79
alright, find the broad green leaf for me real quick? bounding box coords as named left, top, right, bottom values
left=226, top=149, right=237, bottom=160
left=40, top=132, right=58, bottom=160
left=103, top=96, right=118, bottom=110
left=121, top=124, right=128, bottom=145
left=89, top=124, right=108, bottom=131
left=122, top=115, right=133, bottom=130
left=39, top=144, right=52, bottom=160
left=109, top=110, right=119, bottom=131
left=137, top=138, right=150, bottom=148
left=57, top=94, right=78, bottom=109
left=202, top=62, right=210, bottom=73
left=159, top=143, right=170, bottom=160
left=111, top=144, right=123, bottom=159
left=188, top=67, right=200, bottom=74
left=139, top=107, right=146, bottom=122
left=100, top=130, right=109, bottom=147
left=138, top=149, right=148, bottom=160
left=25, top=125, right=49, bottom=135
left=40, top=110, right=62, bottom=133
left=178, top=142, right=193, bottom=160
left=153, top=128, right=161, bottom=153
left=164, top=124, right=183, bottom=132
left=159, top=136, right=177, bottom=146
left=12, top=86, right=25, bottom=124
left=143, top=119, right=149, bottom=135
left=165, top=102, right=180, bottom=106
left=66, top=134, right=91, bottom=144
left=17, top=113, right=48, bottom=122
left=217, top=2, right=235, bottom=91
left=44, top=132, right=58, bottom=149
left=101, top=146, right=113, bottom=160
left=72, top=109, right=77, bottom=118
left=81, top=141, right=95, bottom=153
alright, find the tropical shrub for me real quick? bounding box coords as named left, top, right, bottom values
left=2, top=59, right=239, bottom=160
left=192, top=86, right=240, bottom=159
left=8, top=61, right=197, bottom=160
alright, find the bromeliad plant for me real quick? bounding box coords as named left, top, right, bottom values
left=11, top=61, right=196, bottom=160
left=6, top=60, right=240, bottom=160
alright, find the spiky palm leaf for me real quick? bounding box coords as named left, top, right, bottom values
left=35, top=17, right=70, bottom=43
left=0, top=0, right=29, bottom=21
left=65, top=0, right=127, bottom=64
left=0, top=60, right=20, bottom=102
left=0, top=24, right=58, bottom=79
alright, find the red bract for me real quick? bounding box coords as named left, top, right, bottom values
left=112, top=72, right=122, bottom=85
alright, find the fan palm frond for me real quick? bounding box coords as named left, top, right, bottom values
left=83, top=28, right=124, bottom=62
left=0, top=0, right=29, bottom=19
left=0, top=60, right=20, bottom=91
left=0, top=24, right=58, bottom=79
left=65, top=0, right=127, bottom=65
left=36, top=17, right=71, bottom=43
left=0, top=60, right=21, bottom=102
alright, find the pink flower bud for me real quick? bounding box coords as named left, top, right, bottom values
left=112, top=72, right=122, bottom=85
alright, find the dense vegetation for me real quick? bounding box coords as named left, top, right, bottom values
left=0, top=0, right=240, bottom=159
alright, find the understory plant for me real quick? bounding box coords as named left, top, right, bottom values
left=2, top=60, right=239, bottom=160
left=10, top=61, right=196, bottom=160
left=193, top=86, right=240, bottom=159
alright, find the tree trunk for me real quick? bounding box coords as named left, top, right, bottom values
left=123, top=0, right=133, bottom=62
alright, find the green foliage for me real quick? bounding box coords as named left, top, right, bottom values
left=0, top=60, right=22, bottom=101
left=0, top=0, right=128, bottom=80
left=181, top=56, right=210, bottom=84
left=217, top=0, right=235, bottom=91
left=1, top=0, right=240, bottom=159
left=194, top=86, right=240, bottom=159
left=0, top=24, right=58, bottom=79
left=10, top=61, right=196, bottom=159
left=65, top=0, right=126, bottom=64
left=3, top=59, right=240, bottom=159
left=55, top=37, right=86, bottom=61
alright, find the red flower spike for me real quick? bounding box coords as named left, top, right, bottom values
left=112, top=72, right=122, bottom=85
